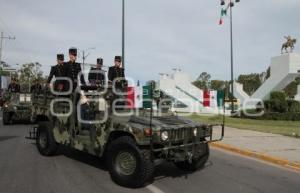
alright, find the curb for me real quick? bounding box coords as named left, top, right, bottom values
left=210, top=142, right=300, bottom=172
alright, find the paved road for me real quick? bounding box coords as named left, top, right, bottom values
left=0, top=119, right=300, bottom=193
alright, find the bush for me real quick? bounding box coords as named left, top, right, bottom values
left=238, top=111, right=300, bottom=121
left=269, top=91, right=288, bottom=113
left=288, top=100, right=300, bottom=112
left=237, top=91, right=300, bottom=120
left=260, top=112, right=300, bottom=121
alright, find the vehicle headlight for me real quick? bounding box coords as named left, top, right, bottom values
left=26, top=96, right=31, bottom=102
left=193, top=128, right=198, bottom=137
left=20, top=94, right=25, bottom=102
left=161, top=131, right=169, bottom=141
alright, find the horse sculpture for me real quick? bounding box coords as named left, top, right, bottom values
left=281, top=38, right=297, bottom=54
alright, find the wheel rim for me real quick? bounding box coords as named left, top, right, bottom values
left=115, top=151, right=137, bottom=176
left=39, top=132, right=48, bottom=149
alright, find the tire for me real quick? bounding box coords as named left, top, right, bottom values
left=36, top=121, right=59, bottom=156
left=175, top=143, right=210, bottom=172
left=106, top=136, right=154, bottom=188
left=2, top=111, right=10, bottom=125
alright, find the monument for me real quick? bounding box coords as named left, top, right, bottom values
left=281, top=36, right=297, bottom=54
left=251, top=53, right=300, bottom=100
left=295, top=85, right=300, bottom=102
left=234, top=36, right=300, bottom=104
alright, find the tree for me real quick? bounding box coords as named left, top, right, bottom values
left=18, top=62, right=44, bottom=91
left=270, top=91, right=288, bottom=113
left=265, top=67, right=271, bottom=80
left=237, top=73, right=262, bottom=95
left=197, top=72, right=211, bottom=83
left=210, top=80, right=227, bottom=91
left=284, top=77, right=300, bottom=97
left=193, top=72, right=211, bottom=90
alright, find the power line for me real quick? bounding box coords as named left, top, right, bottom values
left=0, top=16, right=15, bottom=37
left=0, top=31, right=16, bottom=67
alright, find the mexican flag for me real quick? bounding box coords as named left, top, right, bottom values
left=142, top=85, right=152, bottom=109
left=127, top=85, right=157, bottom=109
left=126, top=86, right=144, bottom=109
left=203, top=90, right=224, bottom=108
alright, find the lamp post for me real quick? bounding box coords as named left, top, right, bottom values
left=81, top=47, right=96, bottom=71
left=220, top=0, right=240, bottom=114
left=122, top=0, right=125, bottom=69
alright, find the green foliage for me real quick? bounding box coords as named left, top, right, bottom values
left=192, top=80, right=206, bottom=90
left=239, top=111, right=300, bottom=121
left=194, top=72, right=211, bottom=90
left=18, top=62, right=45, bottom=92
left=287, top=100, right=300, bottom=113
left=210, top=80, right=227, bottom=90
left=242, top=92, right=300, bottom=121
left=197, top=72, right=211, bottom=82
left=284, top=77, right=300, bottom=97
left=237, top=73, right=262, bottom=95
left=269, top=91, right=288, bottom=113
left=265, top=67, right=271, bottom=80
left=258, top=113, right=300, bottom=121
left=18, top=62, right=44, bottom=83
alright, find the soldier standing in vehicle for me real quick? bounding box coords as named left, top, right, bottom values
left=8, top=78, right=20, bottom=93
left=108, top=56, right=125, bottom=89
left=65, top=48, right=86, bottom=90
left=64, top=47, right=91, bottom=131
left=88, top=58, right=106, bottom=86
left=47, top=54, right=66, bottom=92
left=108, top=56, right=127, bottom=110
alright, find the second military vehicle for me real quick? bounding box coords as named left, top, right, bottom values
left=2, top=92, right=32, bottom=125
left=29, top=85, right=224, bottom=188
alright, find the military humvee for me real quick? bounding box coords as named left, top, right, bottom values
left=2, top=92, right=32, bottom=125
left=29, top=85, right=224, bottom=188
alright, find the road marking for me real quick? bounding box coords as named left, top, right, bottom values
left=146, top=185, right=165, bottom=193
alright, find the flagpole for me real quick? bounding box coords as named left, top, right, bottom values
left=220, top=0, right=240, bottom=114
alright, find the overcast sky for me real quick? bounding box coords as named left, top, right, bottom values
left=0, top=0, right=299, bottom=83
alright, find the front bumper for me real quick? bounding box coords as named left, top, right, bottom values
left=152, top=124, right=224, bottom=152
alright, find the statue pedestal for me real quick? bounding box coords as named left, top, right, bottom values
left=251, top=53, right=300, bottom=100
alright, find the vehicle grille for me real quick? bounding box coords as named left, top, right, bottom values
left=17, top=106, right=31, bottom=111
left=168, top=128, right=193, bottom=142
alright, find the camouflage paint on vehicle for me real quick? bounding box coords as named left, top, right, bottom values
left=2, top=92, right=32, bottom=124
left=32, top=87, right=220, bottom=161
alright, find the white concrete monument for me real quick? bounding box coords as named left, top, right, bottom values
left=251, top=53, right=300, bottom=100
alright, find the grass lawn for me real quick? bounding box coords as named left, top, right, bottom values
left=189, top=114, right=300, bottom=138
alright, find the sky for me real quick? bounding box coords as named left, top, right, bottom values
left=0, top=0, right=299, bottom=84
